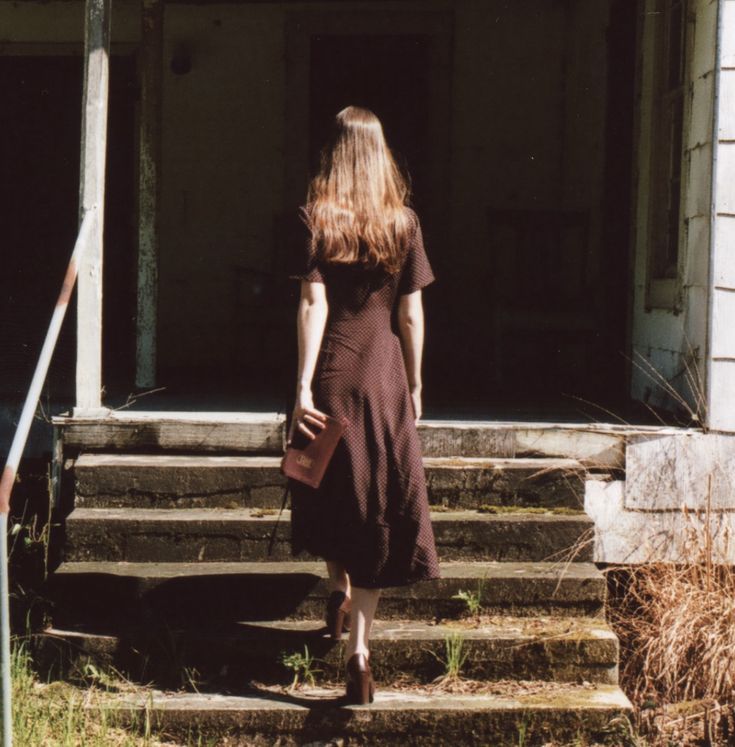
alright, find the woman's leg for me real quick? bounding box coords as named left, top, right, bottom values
left=326, top=560, right=351, bottom=595
left=345, top=586, right=381, bottom=662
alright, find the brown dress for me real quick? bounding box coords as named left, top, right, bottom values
left=286, top=204, right=441, bottom=589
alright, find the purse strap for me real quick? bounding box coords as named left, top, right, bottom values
left=267, top=481, right=291, bottom=556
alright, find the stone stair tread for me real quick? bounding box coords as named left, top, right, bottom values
left=36, top=614, right=620, bottom=686
left=226, top=616, right=618, bottom=641
left=64, top=507, right=594, bottom=563
left=72, top=453, right=585, bottom=470
left=43, top=615, right=617, bottom=642
left=66, top=506, right=593, bottom=522
left=49, top=559, right=605, bottom=627
left=53, top=558, right=603, bottom=581
left=86, top=682, right=634, bottom=746
left=92, top=682, right=634, bottom=711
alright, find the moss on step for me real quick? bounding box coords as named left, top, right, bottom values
left=476, top=504, right=585, bottom=515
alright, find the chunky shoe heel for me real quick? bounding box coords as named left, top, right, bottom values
left=345, top=653, right=375, bottom=705
left=326, top=590, right=351, bottom=639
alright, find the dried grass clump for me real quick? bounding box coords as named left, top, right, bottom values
left=604, top=479, right=735, bottom=743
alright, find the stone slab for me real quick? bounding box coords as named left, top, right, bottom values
left=625, top=432, right=735, bottom=510
left=52, top=412, right=694, bottom=468
left=71, top=453, right=587, bottom=510
left=34, top=616, right=619, bottom=686
left=48, top=559, right=606, bottom=626
left=63, top=508, right=595, bottom=563
left=89, top=684, right=633, bottom=747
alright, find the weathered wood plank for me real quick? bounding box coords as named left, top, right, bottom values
left=75, top=0, right=111, bottom=414
left=51, top=411, right=696, bottom=465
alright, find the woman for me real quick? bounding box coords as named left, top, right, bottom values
left=286, top=105, right=441, bottom=705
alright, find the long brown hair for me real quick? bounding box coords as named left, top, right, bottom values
left=305, top=106, right=413, bottom=275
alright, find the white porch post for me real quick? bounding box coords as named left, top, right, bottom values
left=74, top=0, right=111, bottom=415
left=136, top=0, right=163, bottom=389
left=707, top=0, right=735, bottom=432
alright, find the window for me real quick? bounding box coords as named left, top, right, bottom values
left=647, top=0, right=687, bottom=304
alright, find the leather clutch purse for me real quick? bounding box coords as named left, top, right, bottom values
left=280, top=413, right=349, bottom=488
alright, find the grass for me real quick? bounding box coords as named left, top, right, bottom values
left=9, top=629, right=230, bottom=746
left=428, top=632, right=469, bottom=683
left=11, top=635, right=157, bottom=746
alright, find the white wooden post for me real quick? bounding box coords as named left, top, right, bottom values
left=136, top=0, right=163, bottom=388
left=74, top=0, right=111, bottom=415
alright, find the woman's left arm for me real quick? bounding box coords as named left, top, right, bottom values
left=290, top=279, right=329, bottom=442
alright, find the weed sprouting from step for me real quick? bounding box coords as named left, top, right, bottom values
left=182, top=665, right=202, bottom=693
left=429, top=632, right=469, bottom=683
left=281, top=644, right=322, bottom=689
left=514, top=711, right=533, bottom=747
left=451, top=572, right=488, bottom=620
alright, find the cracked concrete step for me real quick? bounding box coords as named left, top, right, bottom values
left=54, top=412, right=640, bottom=467
left=34, top=616, right=620, bottom=686
left=47, top=560, right=607, bottom=628
left=78, top=684, right=634, bottom=746
left=70, top=454, right=587, bottom=510
left=67, top=453, right=586, bottom=510
left=63, top=508, right=594, bottom=563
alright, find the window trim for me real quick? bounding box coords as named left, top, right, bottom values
left=645, top=0, right=689, bottom=311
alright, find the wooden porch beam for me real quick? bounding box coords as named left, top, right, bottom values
left=136, top=0, right=163, bottom=389
left=75, top=0, right=112, bottom=415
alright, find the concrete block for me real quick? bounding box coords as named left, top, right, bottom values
left=715, top=142, right=735, bottom=215
left=625, top=432, right=735, bottom=509
left=713, top=214, right=735, bottom=287
left=586, top=476, right=735, bottom=563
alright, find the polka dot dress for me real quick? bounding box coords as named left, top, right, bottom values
left=286, top=204, right=442, bottom=589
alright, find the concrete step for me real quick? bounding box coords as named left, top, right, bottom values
left=52, top=411, right=673, bottom=468
left=34, top=616, right=620, bottom=687
left=63, top=508, right=594, bottom=563
left=70, top=453, right=587, bottom=510
left=80, top=684, right=634, bottom=746
left=47, top=560, right=606, bottom=628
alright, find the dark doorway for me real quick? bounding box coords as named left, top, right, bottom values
left=309, top=34, right=433, bottom=218
left=0, top=54, right=137, bottom=407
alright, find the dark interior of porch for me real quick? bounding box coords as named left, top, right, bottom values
left=2, top=0, right=666, bottom=425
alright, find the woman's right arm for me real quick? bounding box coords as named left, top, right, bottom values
left=289, top=279, right=329, bottom=443
left=396, top=289, right=425, bottom=425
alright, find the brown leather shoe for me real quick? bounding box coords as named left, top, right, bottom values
left=325, top=590, right=351, bottom=639
left=345, top=652, right=375, bottom=705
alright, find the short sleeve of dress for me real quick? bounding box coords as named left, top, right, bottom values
left=286, top=206, right=325, bottom=283
left=397, top=209, right=436, bottom=295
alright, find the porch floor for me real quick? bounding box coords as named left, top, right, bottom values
left=99, top=390, right=683, bottom=428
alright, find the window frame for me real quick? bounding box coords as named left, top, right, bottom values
left=645, top=0, right=689, bottom=311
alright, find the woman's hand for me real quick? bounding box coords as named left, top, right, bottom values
left=287, top=389, right=328, bottom=444
left=409, top=385, right=422, bottom=426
